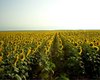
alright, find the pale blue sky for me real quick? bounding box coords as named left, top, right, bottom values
left=0, top=0, right=100, bottom=30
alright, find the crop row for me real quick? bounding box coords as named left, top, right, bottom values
left=0, top=31, right=100, bottom=80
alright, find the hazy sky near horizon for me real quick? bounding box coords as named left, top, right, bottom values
left=0, top=0, right=100, bottom=30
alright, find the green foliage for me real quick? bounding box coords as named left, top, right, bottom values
left=81, top=44, right=100, bottom=79
left=0, top=31, right=100, bottom=80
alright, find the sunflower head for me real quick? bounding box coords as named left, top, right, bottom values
left=93, top=46, right=99, bottom=52
left=26, top=47, right=32, bottom=57
left=96, top=42, right=100, bottom=46
left=84, top=39, right=89, bottom=43
left=59, top=44, right=63, bottom=50
left=74, top=42, right=78, bottom=46
left=90, top=42, right=94, bottom=47
left=21, top=49, right=24, bottom=53
left=7, top=51, right=11, bottom=57
left=14, top=54, right=19, bottom=66
left=59, top=40, right=62, bottom=44
left=78, top=46, right=82, bottom=55
left=93, top=40, right=96, bottom=43
left=19, top=53, right=25, bottom=61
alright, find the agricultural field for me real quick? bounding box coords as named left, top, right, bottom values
left=0, top=30, right=100, bottom=80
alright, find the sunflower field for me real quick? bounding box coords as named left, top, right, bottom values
left=0, top=30, right=100, bottom=80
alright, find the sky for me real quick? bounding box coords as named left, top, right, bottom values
left=0, top=0, right=100, bottom=30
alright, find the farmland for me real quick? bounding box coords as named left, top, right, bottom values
left=0, top=30, right=100, bottom=80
